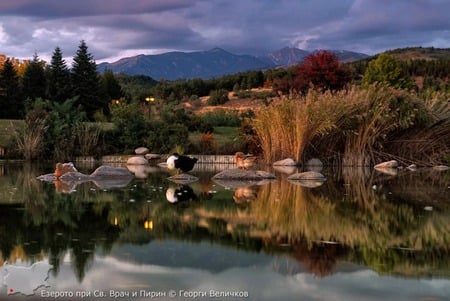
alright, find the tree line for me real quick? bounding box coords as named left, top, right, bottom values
left=0, top=40, right=122, bottom=120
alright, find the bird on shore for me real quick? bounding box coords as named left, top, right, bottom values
left=235, top=152, right=257, bottom=170
left=54, top=162, right=78, bottom=178
left=166, top=153, right=198, bottom=174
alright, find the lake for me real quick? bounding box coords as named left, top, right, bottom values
left=0, top=161, right=449, bottom=301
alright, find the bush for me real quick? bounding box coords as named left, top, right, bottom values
left=208, top=89, right=229, bottom=105
left=146, top=121, right=191, bottom=153
left=109, top=102, right=147, bottom=152
left=199, top=109, right=241, bottom=127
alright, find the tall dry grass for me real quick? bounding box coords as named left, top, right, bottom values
left=253, top=90, right=347, bottom=163
left=12, top=112, right=48, bottom=161
left=252, top=84, right=450, bottom=166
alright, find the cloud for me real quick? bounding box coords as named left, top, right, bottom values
left=0, top=0, right=448, bottom=63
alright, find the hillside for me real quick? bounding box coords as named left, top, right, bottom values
left=385, top=47, right=450, bottom=60
left=97, top=47, right=368, bottom=80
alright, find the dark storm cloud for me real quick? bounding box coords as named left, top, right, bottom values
left=0, top=0, right=448, bottom=63
left=0, top=0, right=196, bottom=18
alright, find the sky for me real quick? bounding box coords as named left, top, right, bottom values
left=0, top=0, right=449, bottom=64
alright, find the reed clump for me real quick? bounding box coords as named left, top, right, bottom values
left=252, top=84, right=450, bottom=166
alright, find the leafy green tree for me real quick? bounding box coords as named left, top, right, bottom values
left=47, top=47, right=72, bottom=104
left=363, top=53, right=414, bottom=89
left=72, top=40, right=104, bottom=120
left=108, top=102, right=147, bottom=152
left=0, top=58, right=23, bottom=118
left=22, top=53, right=47, bottom=102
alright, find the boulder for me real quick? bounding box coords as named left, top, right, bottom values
left=127, top=156, right=149, bottom=165
left=406, top=164, right=417, bottom=171
left=134, top=147, right=149, bottom=155
left=212, top=168, right=276, bottom=180
left=433, top=165, right=449, bottom=171
left=90, top=166, right=134, bottom=178
left=273, top=158, right=297, bottom=166
left=374, top=160, right=398, bottom=169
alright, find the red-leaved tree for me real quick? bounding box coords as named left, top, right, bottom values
left=273, top=50, right=352, bottom=94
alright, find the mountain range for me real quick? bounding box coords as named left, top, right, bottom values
left=97, top=47, right=368, bottom=81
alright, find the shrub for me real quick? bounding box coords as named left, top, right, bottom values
left=199, top=109, right=241, bottom=127
left=146, top=121, right=190, bottom=153
left=208, top=89, right=229, bottom=105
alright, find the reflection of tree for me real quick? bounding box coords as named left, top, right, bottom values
left=292, top=242, right=350, bottom=277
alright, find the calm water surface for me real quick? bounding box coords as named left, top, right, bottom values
left=0, top=162, right=449, bottom=301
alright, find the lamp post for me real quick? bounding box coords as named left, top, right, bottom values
left=145, top=97, right=155, bottom=118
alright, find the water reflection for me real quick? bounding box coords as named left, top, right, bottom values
left=0, top=162, right=449, bottom=300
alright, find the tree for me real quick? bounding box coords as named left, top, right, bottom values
left=363, top=53, right=414, bottom=89
left=297, top=50, right=351, bottom=92
left=100, top=69, right=123, bottom=104
left=71, top=40, right=103, bottom=120
left=47, top=47, right=72, bottom=104
left=0, top=58, right=23, bottom=118
left=22, top=53, right=47, bottom=102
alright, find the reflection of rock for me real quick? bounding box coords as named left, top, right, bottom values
left=126, top=165, right=160, bottom=178
left=273, top=158, right=297, bottom=166
left=167, top=173, right=199, bottom=184
left=92, top=177, right=133, bottom=190
left=233, top=186, right=259, bottom=204
left=272, top=165, right=297, bottom=174
left=433, top=165, right=449, bottom=171
left=305, top=158, right=323, bottom=172
left=145, top=153, right=161, bottom=160
left=126, top=156, right=149, bottom=165
left=166, top=185, right=197, bottom=204
left=287, top=171, right=326, bottom=188
left=212, top=168, right=276, bottom=180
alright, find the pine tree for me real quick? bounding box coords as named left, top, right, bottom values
left=0, top=58, right=24, bottom=118
left=71, top=40, right=104, bottom=120
left=22, top=53, right=47, bottom=102
left=47, top=47, right=72, bottom=103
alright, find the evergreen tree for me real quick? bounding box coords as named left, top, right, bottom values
left=101, top=69, right=123, bottom=102
left=47, top=47, right=72, bottom=103
left=0, top=58, right=24, bottom=118
left=71, top=40, right=103, bottom=120
left=22, top=53, right=47, bottom=102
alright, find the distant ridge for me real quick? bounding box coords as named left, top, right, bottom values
left=97, top=47, right=369, bottom=80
